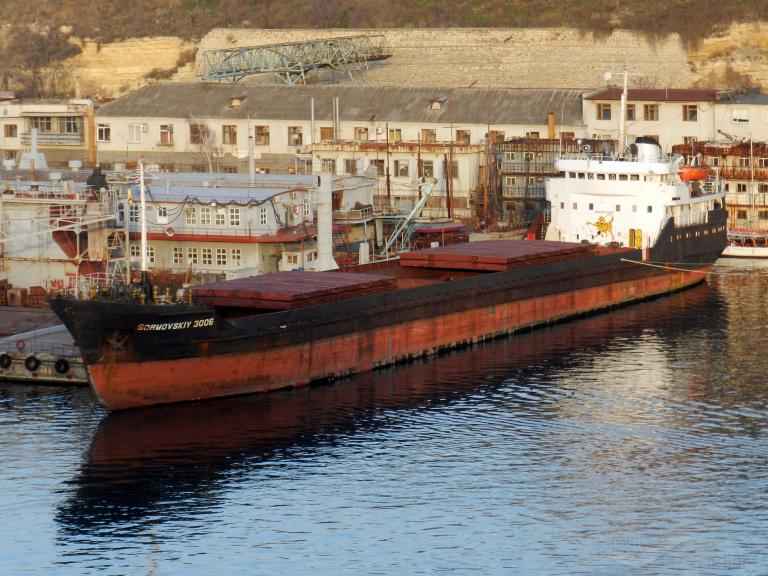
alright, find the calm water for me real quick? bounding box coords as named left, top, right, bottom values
left=2, top=259, right=768, bottom=575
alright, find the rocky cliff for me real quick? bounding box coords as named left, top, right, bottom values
left=54, top=23, right=768, bottom=99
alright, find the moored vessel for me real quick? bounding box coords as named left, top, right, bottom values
left=50, top=130, right=728, bottom=410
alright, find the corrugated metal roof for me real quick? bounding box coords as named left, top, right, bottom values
left=585, top=88, right=717, bottom=102
left=97, top=82, right=584, bottom=125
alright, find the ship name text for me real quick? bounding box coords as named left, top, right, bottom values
left=136, top=318, right=215, bottom=331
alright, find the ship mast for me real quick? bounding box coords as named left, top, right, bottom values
left=618, top=64, right=628, bottom=158
left=138, top=157, right=148, bottom=274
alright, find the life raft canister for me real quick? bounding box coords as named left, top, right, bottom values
left=679, top=166, right=713, bottom=181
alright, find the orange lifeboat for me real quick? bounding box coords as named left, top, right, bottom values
left=679, top=165, right=713, bottom=181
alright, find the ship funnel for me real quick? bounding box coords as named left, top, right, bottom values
left=632, top=136, right=661, bottom=163
left=315, top=173, right=338, bottom=271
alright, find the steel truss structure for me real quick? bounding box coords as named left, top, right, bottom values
left=201, top=35, right=390, bottom=84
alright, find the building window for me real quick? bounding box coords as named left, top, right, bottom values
left=647, top=205, right=653, bottom=213
left=3, top=124, right=17, bottom=138
left=185, top=206, right=197, bottom=225
left=222, top=125, right=237, bottom=145
left=129, top=205, right=139, bottom=223
left=524, top=152, right=534, bottom=162
left=758, top=157, right=768, bottom=168
left=200, top=207, right=212, bottom=226
left=572, top=202, right=578, bottom=209
left=504, top=151, right=516, bottom=161
left=683, top=104, right=698, bottom=122
left=737, top=209, right=748, bottom=219
left=61, top=118, right=81, bottom=133
left=759, top=210, right=768, bottom=219
left=739, top=157, right=751, bottom=168
left=216, top=248, right=228, bottom=266
left=129, top=244, right=140, bottom=258
left=643, top=104, right=659, bottom=121
left=187, top=247, right=198, bottom=264
left=31, top=117, right=53, bottom=132
left=455, top=130, right=470, bottom=144
left=320, top=126, right=334, bottom=141
left=370, top=159, right=384, bottom=176
left=760, top=183, right=768, bottom=193
left=421, top=160, right=434, bottom=178
left=421, top=128, right=437, bottom=143
left=128, top=123, right=143, bottom=144
left=344, top=159, right=358, bottom=175
left=354, top=127, right=369, bottom=140
left=147, top=245, right=155, bottom=263
left=737, top=183, right=748, bottom=192
left=304, top=201, right=311, bottom=217
left=260, top=207, right=267, bottom=226
left=97, top=123, right=111, bottom=142
left=321, top=158, right=335, bottom=173
left=732, top=109, right=749, bottom=124
left=229, top=207, right=240, bottom=226
left=202, top=248, right=212, bottom=265
left=683, top=136, right=697, bottom=145
left=190, top=123, right=207, bottom=145
left=254, top=125, right=269, bottom=145
left=488, top=130, right=505, bottom=144
left=560, top=132, right=575, bottom=140
left=156, top=206, right=168, bottom=224
left=215, top=209, right=225, bottom=226
left=231, top=248, right=242, bottom=266
left=707, top=156, right=720, bottom=167
left=626, top=104, right=636, bottom=121
left=597, top=103, right=612, bottom=120
left=394, top=160, right=409, bottom=177
left=504, top=176, right=516, bottom=186
left=173, top=247, right=183, bottom=265
left=388, top=128, right=402, bottom=142
left=160, top=124, right=174, bottom=145
left=615, top=204, right=621, bottom=212
left=446, top=160, right=458, bottom=179
left=525, top=131, right=540, bottom=139
left=288, top=126, right=303, bottom=146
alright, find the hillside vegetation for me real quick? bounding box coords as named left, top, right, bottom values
left=0, top=0, right=766, bottom=97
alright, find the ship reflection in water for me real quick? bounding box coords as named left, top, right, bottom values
left=18, top=263, right=768, bottom=573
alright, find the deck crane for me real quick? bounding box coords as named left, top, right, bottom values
left=380, top=178, right=437, bottom=256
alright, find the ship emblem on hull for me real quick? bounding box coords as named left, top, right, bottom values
left=588, top=215, right=614, bottom=240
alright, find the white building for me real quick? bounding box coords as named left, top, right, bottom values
left=0, top=99, right=95, bottom=169
left=114, top=171, right=375, bottom=277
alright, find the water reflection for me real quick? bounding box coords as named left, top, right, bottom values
left=56, top=283, right=729, bottom=539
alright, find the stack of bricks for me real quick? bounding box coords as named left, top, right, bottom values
left=26, top=287, right=47, bottom=308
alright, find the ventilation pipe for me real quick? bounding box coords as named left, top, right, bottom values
left=315, top=173, right=338, bottom=271
left=547, top=112, right=556, bottom=140
left=248, top=135, right=255, bottom=183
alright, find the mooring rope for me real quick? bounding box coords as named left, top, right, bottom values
left=619, top=258, right=751, bottom=276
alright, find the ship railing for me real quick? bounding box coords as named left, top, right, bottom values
left=0, top=341, right=79, bottom=357
left=674, top=211, right=711, bottom=228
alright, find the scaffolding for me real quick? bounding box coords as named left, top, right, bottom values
left=201, top=35, right=390, bottom=84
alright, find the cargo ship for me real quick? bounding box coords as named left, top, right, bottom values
left=50, top=137, right=727, bottom=411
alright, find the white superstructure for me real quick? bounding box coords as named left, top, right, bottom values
left=545, top=138, right=727, bottom=254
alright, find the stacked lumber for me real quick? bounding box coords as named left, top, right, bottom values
left=191, top=271, right=397, bottom=310
left=399, top=240, right=597, bottom=271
